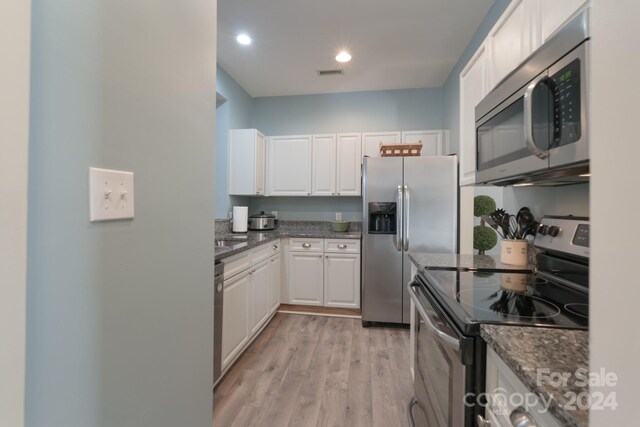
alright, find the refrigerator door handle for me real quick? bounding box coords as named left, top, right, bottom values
left=394, top=185, right=403, bottom=251
left=403, top=185, right=410, bottom=251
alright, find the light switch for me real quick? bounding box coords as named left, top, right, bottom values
left=89, top=167, right=134, bottom=221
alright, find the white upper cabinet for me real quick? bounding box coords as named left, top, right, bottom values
left=487, top=0, right=533, bottom=89
left=311, top=134, right=337, bottom=196
left=401, top=130, right=443, bottom=156
left=459, top=43, right=488, bottom=186
left=362, top=132, right=401, bottom=158
left=267, top=135, right=312, bottom=196
left=535, top=0, right=588, bottom=47
left=336, top=133, right=362, bottom=196
left=229, top=129, right=266, bottom=196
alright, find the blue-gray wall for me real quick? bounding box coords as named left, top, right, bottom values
left=248, top=88, right=444, bottom=220
left=442, top=0, right=511, bottom=155
left=252, top=87, right=443, bottom=135
left=216, top=66, right=253, bottom=218
left=26, top=1, right=217, bottom=426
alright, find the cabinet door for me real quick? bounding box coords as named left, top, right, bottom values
left=488, top=0, right=532, bottom=89
left=324, top=253, right=360, bottom=308
left=229, top=129, right=264, bottom=196
left=459, top=44, right=488, bottom=186
left=311, top=134, right=337, bottom=196
left=289, top=252, right=324, bottom=306
left=255, top=131, right=266, bottom=195
left=269, top=255, right=281, bottom=313
left=361, top=132, right=401, bottom=158
left=222, top=271, right=250, bottom=368
left=336, top=133, right=362, bottom=196
left=401, top=130, right=443, bottom=156
left=537, top=0, right=587, bottom=45
left=267, top=135, right=312, bottom=196
left=250, top=260, right=271, bottom=334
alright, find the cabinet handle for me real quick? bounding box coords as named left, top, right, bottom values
left=307, top=192, right=310, bottom=196
left=476, top=414, right=491, bottom=427
left=302, top=243, right=311, bottom=248
left=337, top=244, right=347, bottom=249
left=509, top=407, right=537, bottom=427
left=273, top=244, right=278, bottom=249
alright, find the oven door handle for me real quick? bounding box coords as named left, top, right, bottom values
left=408, top=282, right=460, bottom=351
left=523, top=73, right=551, bottom=160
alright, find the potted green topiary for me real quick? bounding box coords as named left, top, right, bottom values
left=473, top=195, right=498, bottom=255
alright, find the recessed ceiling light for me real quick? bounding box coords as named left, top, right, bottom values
left=335, top=51, right=352, bottom=63
left=236, top=34, right=252, bottom=45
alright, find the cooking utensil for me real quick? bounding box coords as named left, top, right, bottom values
left=517, top=210, right=535, bottom=239
left=508, top=215, right=519, bottom=239
left=490, top=209, right=509, bottom=238
left=481, top=215, right=506, bottom=238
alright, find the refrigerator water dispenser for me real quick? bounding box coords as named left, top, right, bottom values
left=368, top=202, right=396, bottom=234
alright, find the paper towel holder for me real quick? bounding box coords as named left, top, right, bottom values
left=232, top=206, right=248, bottom=233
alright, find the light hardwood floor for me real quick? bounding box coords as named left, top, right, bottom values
left=213, top=313, right=413, bottom=427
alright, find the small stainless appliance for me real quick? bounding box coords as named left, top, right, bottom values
left=213, top=260, right=224, bottom=386
left=248, top=211, right=277, bottom=231
left=408, top=215, right=589, bottom=427
left=475, top=11, right=590, bottom=186
left=362, top=156, right=458, bottom=325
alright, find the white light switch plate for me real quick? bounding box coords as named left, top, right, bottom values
left=89, top=167, right=134, bottom=221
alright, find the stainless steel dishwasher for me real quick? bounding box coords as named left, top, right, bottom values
left=213, top=260, right=224, bottom=386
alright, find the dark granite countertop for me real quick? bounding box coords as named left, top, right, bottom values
left=407, top=252, right=533, bottom=272
left=214, top=220, right=361, bottom=260
left=481, top=325, right=589, bottom=427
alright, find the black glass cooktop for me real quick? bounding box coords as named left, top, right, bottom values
left=418, top=269, right=589, bottom=335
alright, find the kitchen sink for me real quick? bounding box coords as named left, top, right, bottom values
left=215, top=239, right=248, bottom=250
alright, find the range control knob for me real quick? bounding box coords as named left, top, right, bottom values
left=548, top=226, right=560, bottom=237
left=536, top=223, right=545, bottom=235
left=539, top=224, right=549, bottom=236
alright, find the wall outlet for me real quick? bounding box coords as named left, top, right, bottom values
left=272, top=211, right=278, bottom=219
left=89, top=167, right=134, bottom=222
left=335, top=212, right=342, bottom=221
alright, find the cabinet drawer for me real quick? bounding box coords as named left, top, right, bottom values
left=252, top=240, right=281, bottom=264
left=324, top=238, right=360, bottom=253
left=289, top=238, right=323, bottom=252
left=222, top=251, right=251, bottom=279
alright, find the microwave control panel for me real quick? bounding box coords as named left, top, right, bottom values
left=551, top=58, right=581, bottom=146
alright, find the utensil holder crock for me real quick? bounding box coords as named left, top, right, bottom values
left=500, top=239, right=528, bottom=266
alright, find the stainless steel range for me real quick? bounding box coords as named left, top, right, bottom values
left=408, top=215, right=589, bottom=427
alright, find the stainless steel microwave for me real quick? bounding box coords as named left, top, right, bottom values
left=475, top=10, right=589, bottom=186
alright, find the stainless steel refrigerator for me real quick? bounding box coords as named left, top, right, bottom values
left=361, top=156, right=458, bottom=325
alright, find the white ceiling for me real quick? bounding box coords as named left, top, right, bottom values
left=218, top=0, right=494, bottom=97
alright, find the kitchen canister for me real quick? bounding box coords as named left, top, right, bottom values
left=232, top=206, right=248, bottom=233
left=500, top=239, right=528, bottom=266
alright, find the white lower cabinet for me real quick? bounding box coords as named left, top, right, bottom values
left=249, top=259, right=271, bottom=335
left=288, top=238, right=360, bottom=308
left=484, top=347, right=562, bottom=427
left=324, top=253, right=360, bottom=308
left=269, top=254, right=281, bottom=313
left=289, top=252, right=324, bottom=306
left=221, top=270, right=250, bottom=369
left=220, top=240, right=281, bottom=373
